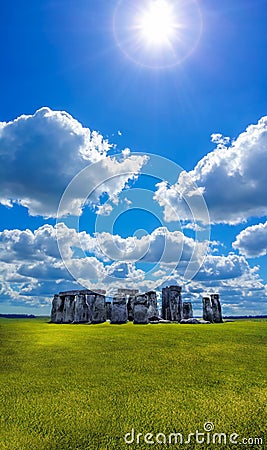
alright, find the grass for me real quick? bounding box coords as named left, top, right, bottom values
left=0, top=318, right=266, bottom=449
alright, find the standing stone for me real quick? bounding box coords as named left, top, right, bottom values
left=211, top=294, right=223, bottom=323
left=62, top=295, right=75, bottom=323
left=146, top=291, right=159, bottom=320
left=74, top=293, right=89, bottom=323
left=51, top=294, right=64, bottom=323
left=203, top=296, right=213, bottom=322
left=133, top=294, right=149, bottom=324
left=91, top=294, right=107, bottom=323
left=169, top=287, right=183, bottom=322
left=86, top=294, right=95, bottom=323
left=106, top=301, right=112, bottom=321
left=162, top=287, right=171, bottom=320
left=111, top=296, right=128, bottom=324
left=162, top=286, right=183, bottom=322
left=50, top=294, right=57, bottom=323
left=183, top=302, right=193, bottom=320
left=127, top=296, right=135, bottom=321
left=117, top=289, right=139, bottom=321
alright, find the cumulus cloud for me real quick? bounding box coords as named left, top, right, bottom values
left=0, top=108, right=147, bottom=217
left=0, top=223, right=85, bottom=262
left=155, top=116, right=267, bottom=224
left=210, top=133, right=230, bottom=146
left=233, top=221, right=267, bottom=258
left=194, top=253, right=254, bottom=281
left=154, top=171, right=208, bottom=224
left=1, top=222, right=266, bottom=314
left=174, top=256, right=267, bottom=316
left=0, top=223, right=209, bottom=308
left=0, top=222, right=208, bottom=267
left=96, top=203, right=113, bottom=216
left=91, top=227, right=208, bottom=268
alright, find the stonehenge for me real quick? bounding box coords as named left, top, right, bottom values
left=202, top=294, right=223, bottom=323
left=51, top=295, right=64, bottom=324
left=162, top=285, right=183, bottom=321
left=202, top=296, right=214, bottom=322
left=50, top=286, right=223, bottom=325
left=106, top=301, right=112, bottom=321
left=89, top=293, right=107, bottom=324
left=51, top=290, right=106, bottom=324
left=147, top=291, right=159, bottom=321
left=74, top=293, right=88, bottom=323
left=111, top=295, right=128, bottom=324
left=133, top=294, right=149, bottom=324
left=183, top=302, right=193, bottom=320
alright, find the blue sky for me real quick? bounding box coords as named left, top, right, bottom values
left=1, top=0, right=267, bottom=316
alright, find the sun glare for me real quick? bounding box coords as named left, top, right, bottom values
left=137, top=0, right=177, bottom=46
left=113, top=0, right=202, bottom=68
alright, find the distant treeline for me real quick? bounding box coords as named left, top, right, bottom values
left=224, top=315, right=267, bottom=319
left=0, top=314, right=36, bottom=319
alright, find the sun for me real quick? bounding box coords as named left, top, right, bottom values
left=113, top=0, right=202, bottom=68
left=137, top=0, right=177, bottom=46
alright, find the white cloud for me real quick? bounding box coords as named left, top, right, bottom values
left=210, top=133, right=230, bottom=146
left=0, top=222, right=266, bottom=314
left=194, top=253, right=254, bottom=281
left=0, top=224, right=208, bottom=307
left=0, top=108, right=147, bottom=217
left=92, top=227, right=208, bottom=267
left=96, top=203, right=113, bottom=216
left=104, top=262, right=145, bottom=282
left=155, top=116, right=267, bottom=224
left=182, top=222, right=204, bottom=232
left=154, top=172, right=208, bottom=224
left=233, top=221, right=267, bottom=258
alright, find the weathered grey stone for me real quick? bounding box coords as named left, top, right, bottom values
left=91, top=294, right=107, bottom=323
left=183, top=302, right=193, bottom=320
left=50, top=294, right=57, bottom=323
left=86, top=294, right=95, bottom=322
left=51, top=294, right=64, bottom=323
left=127, top=296, right=135, bottom=321
left=111, top=296, right=128, bottom=324
left=117, top=289, right=139, bottom=322
left=74, top=294, right=88, bottom=323
left=203, top=294, right=223, bottom=323
left=162, top=287, right=171, bottom=320
left=106, top=301, right=112, bottom=321
left=147, top=291, right=159, bottom=320
left=203, top=296, right=214, bottom=322
left=162, top=286, right=183, bottom=322
left=211, top=294, right=223, bottom=323
left=50, top=287, right=223, bottom=326
left=59, top=289, right=106, bottom=296
left=133, top=294, right=149, bottom=324
left=62, top=295, right=75, bottom=323
left=180, top=318, right=200, bottom=324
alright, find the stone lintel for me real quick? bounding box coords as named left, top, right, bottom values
left=59, top=289, right=106, bottom=296
left=164, top=285, right=182, bottom=292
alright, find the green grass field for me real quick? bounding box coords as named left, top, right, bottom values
left=0, top=318, right=266, bottom=449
